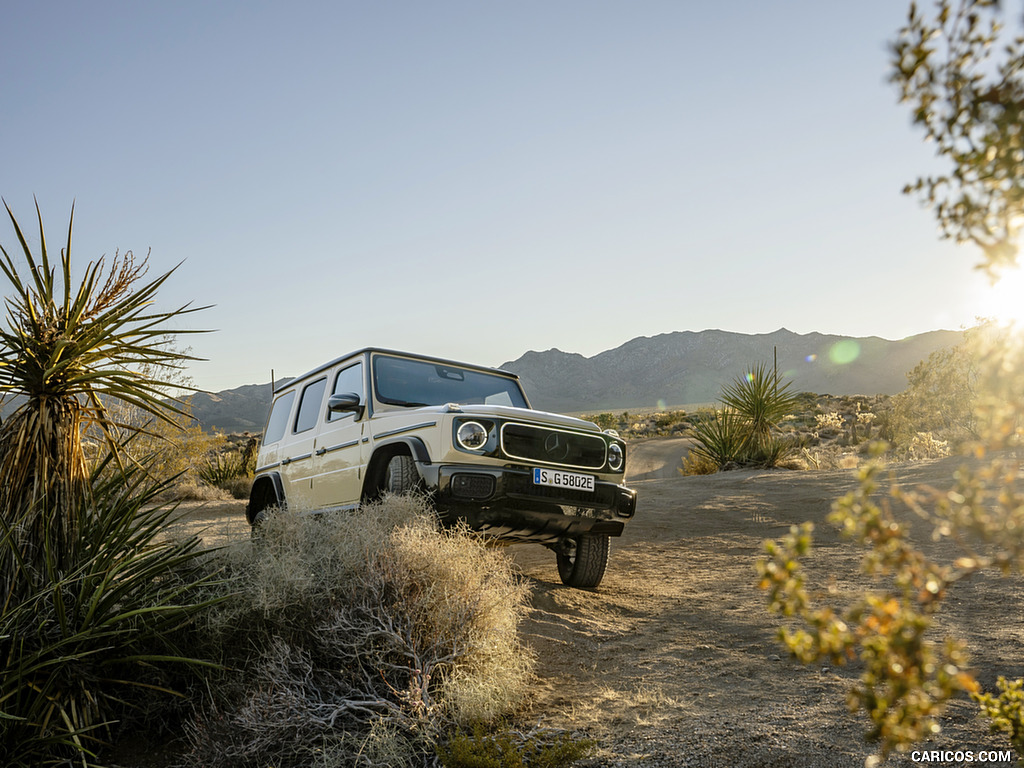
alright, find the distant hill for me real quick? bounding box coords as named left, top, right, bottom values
left=183, top=328, right=962, bottom=431
left=499, top=328, right=963, bottom=413
left=183, top=378, right=291, bottom=434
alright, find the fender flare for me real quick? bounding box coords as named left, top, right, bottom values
left=247, top=472, right=285, bottom=523
left=362, top=436, right=435, bottom=501
left=373, top=435, right=432, bottom=465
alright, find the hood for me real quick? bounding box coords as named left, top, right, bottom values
left=392, top=403, right=600, bottom=432
left=449, top=403, right=600, bottom=431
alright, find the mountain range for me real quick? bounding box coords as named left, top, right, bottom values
left=185, top=328, right=962, bottom=433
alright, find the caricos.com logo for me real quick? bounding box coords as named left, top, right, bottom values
left=910, top=749, right=1015, bottom=763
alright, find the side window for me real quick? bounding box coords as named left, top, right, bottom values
left=294, top=377, right=327, bottom=434
left=263, top=391, right=296, bottom=444
left=329, top=362, right=364, bottom=422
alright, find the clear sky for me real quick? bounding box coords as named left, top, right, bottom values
left=0, top=1, right=1003, bottom=391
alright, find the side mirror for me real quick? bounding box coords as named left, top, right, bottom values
left=328, top=392, right=363, bottom=417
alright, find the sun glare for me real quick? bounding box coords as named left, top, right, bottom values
left=982, top=266, right=1024, bottom=328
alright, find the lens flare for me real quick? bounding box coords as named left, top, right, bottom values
left=982, top=266, right=1024, bottom=328
left=829, top=340, right=861, bottom=365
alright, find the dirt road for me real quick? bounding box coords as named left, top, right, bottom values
left=621, top=437, right=693, bottom=481
left=171, top=455, right=1023, bottom=767
left=506, top=458, right=1023, bottom=767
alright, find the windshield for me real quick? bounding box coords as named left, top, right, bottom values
left=372, top=355, right=528, bottom=408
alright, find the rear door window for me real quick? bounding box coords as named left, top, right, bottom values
left=263, top=391, right=296, bottom=444
left=294, top=377, right=327, bottom=434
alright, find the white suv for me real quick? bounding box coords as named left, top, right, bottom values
left=248, top=348, right=636, bottom=588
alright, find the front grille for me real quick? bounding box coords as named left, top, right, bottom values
left=500, top=423, right=606, bottom=469
left=504, top=473, right=616, bottom=509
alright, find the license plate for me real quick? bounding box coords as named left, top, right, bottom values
left=533, top=468, right=595, bottom=492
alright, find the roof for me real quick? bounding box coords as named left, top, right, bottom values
left=275, top=347, right=519, bottom=394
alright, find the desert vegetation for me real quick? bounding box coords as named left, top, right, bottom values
left=9, top=3, right=1024, bottom=763
left=180, top=494, right=539, bottom=768
left=0, top=201, right=219, bottom=767
left=587, top=331, right=995, bottom=477
left=759, top=323, right=1024, bottom=760
left=758, top=0, right=1024, bottom=761
left=0, top=204, right=552, bottom=768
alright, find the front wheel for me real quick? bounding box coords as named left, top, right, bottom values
left=249, top=505, right=281, bottom=540
left=385, top=453, right=421, bottom=495
left=556, top=533, right=610, bottom=589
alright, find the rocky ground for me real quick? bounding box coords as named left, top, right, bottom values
left=166, top=444, right=1023, bottom=767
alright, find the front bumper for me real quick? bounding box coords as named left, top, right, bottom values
left=430, top=464, right=637, bottom=545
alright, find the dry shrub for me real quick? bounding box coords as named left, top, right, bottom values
left=907, top=430, right=951, bottom=460
left=814, top=411, right=845, bottom=434
left=801, top=444, right=862, bottom=471
left=153, top=479, right=233, bottom=502
left=216, top=475, right=253, bottom=500
left=679, top=449, right=718, bottom=476
left=184, top=494, right=533, bottom=768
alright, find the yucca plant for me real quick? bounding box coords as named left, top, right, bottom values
left=0, top=200, right=205, bottom=586
left=197, top=450, right=248, bottom=487
left=0, top=200, right=220, bottom=766
left=689, top=408, right=751, bottom=468
left=690, top=364, right=800, bottom=470
left=0, top=459, right=223, bottom=767
left=719, top=362, right=798, bottom=453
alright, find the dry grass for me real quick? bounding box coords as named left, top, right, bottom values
left=154, top=480, right=234, bottom=502
left=183, top=494, right=534, bottom=768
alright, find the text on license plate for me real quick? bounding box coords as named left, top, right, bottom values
left=533, top=468, right=595, bottom=492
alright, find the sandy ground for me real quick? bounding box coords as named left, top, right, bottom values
left=165, top=444, right=1024, bottom=767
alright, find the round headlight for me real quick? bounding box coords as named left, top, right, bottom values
left=456, top=421, right=489, bottom=451
left=607, top=443, right=624, bottom=471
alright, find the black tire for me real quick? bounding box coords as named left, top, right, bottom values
left=385, top=453, right=420, bottom=495
left=250, top=504, right=284, bottom=539
left=556, top=533, right=610, bottom=589
left=250, top=506, right=270, bottom=540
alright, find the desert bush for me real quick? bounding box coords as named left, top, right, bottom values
left=219, top=475, right=255, bottom=500
left=759, top=325, right=1024, bottom=759
left=886, top=328, right=985, bottom=452
left=591, top=413, right=618, bottom=431
left=183, top=495, right=534, bottom=768
left=907, top=431, right=951, bottom=460
left=746, top=435, right=800, bottom=469
left=799, top=445, right=862, bottom=471
left=759, top=0, right=1024, bottom=752
left=976, top=677, right=1024, bottom=757
left=100, top=345, right=226, bottom=482
left=653, top=410, right=686, bottom=431
left=195, top=437, right=259, bottom=498
left=156, top=480, right=235, bottom=503
left=814, top=412, right=845, bottom=433
left=679, top=448, right=719, bottom=476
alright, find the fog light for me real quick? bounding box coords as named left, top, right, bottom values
left=451, top=473, right=495, bottom=499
